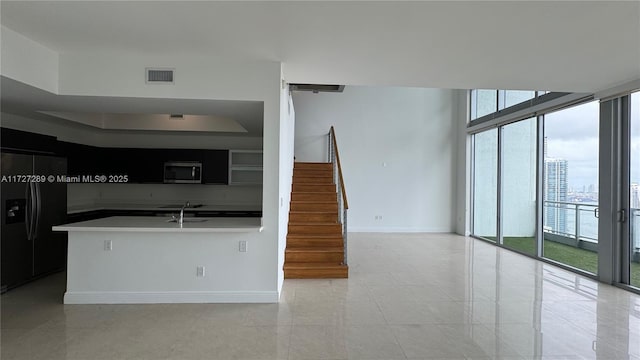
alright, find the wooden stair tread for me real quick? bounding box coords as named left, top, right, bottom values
left=286, top=247, right=343, bottom=252
left=283, top=263, right=348, bottom=278
left=294, top=181, right=338, bottom=185
left=284, top=263, right=347, bottom=269
left=289, top=210, right=337, bottom=214
left=287, top=234, right=343, bottom=238
left=286, top=239, right=343, bottom=248
left=288, top=222, right=341, bottom=225
left=291, top=191, right=336, bottom=194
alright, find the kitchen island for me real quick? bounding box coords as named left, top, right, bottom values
left=53, top=216, right=273, bottom=304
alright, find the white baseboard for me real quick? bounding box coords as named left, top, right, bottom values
left=348, top=227, right=454, bottom=233
left=64, top=290, right=279, bottom=304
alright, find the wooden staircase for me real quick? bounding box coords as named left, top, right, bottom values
left=284, top=162, right=348, bottom=278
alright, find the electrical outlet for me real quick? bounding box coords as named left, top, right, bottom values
left=196, top=266, right=205, bottom=277
left=239, top=240, right=247, bottom=252
left=104, top=240, right=112, bottom=251
left=374, top=215, right=383, bottom=221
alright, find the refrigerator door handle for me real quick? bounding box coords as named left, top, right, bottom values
left=25, top=182, right=32, bottom=241
left=30, top=182, right=37, bottom=240
left=34, top=182, right=41, bottom=240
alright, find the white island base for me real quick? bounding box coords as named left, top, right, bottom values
left=53, top=216, right=274, bottom=304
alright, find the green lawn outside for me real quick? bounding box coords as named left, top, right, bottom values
left=483, top=236, right=640, bottom=287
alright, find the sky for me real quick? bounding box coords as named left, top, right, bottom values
left=544, top=94, right=640, bottom=190
left=544, top=101, right=600, bottom=190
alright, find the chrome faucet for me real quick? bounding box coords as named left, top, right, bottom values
left=179, top=201, right=190, bottom=225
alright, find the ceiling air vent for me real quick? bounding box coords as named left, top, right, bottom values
left=146, top=68, right=175, bottom=84
left=289, top=84, right=345, bottom=93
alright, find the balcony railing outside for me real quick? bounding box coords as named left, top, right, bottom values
left=543, top=200, right=640, bottom=255
left=632, top=208, right=640, bottom=255
left=543, top=200, right=598, bottom=242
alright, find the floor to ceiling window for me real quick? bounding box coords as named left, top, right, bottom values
left=469, top=88, right=640, bottom=294
left=500, top=118, right=538, bottom=256
left=630, top=91, right=640, bottom=288
left=542, top=101, right=600, bottom=274
left=472, top=129, right=498, bottom=241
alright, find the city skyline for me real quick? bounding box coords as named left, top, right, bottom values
left=545, top=99, right=640, bottom=189
left=544, top=157, right=568, bottom=234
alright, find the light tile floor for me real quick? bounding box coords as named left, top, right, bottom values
left=2, top=233, right=639, bottom=359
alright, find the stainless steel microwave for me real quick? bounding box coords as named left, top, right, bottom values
left=163, top=162, right=202, bottom=184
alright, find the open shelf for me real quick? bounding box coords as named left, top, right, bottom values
left=229, top=150, right=263, bottom=185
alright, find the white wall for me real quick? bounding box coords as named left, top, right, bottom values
left=277, top=72, right=295, bottom=293
left=1, top=26, right=59, bottom=93
left=58, top=53, right=276, bottom=101
left=293, top=86, right=457, bottom=232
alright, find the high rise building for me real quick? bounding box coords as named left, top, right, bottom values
left=632, top=183, right=640, bottom=209
left=544, top=158, right=568, bottom=234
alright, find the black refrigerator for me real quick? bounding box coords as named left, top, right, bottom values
left=1, top=152, right=68, bottom=292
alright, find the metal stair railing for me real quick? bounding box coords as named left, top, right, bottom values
left=328, top=126, right=349, bottom=265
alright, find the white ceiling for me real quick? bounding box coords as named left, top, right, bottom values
left=1, top=1, right=639, bottom=93
left=0, top=77, right=264, bottom=135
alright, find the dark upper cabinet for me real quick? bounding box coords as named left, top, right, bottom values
left=138, top=149, right=166, bottom=183
left=163, top=149, right=203, bottom=163
left=117, top=148, right=165, bottom=183
left=63, top=144, right=228, bottom=184
left=0, top=128, right=59, bottom=155
left=59, top=141, right=102, bottom=176
left=203, top=150, right=229, bottom=184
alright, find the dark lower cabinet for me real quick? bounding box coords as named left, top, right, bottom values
left=67, top=209, right=262, bottom=223
left=66, top=210, right=109, bottom=223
